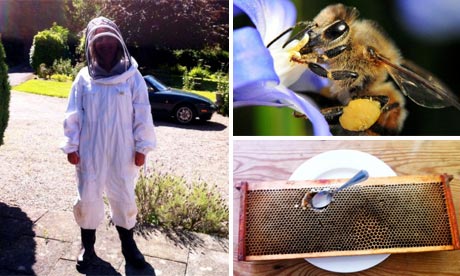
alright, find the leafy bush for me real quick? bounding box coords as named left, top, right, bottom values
left=71, top=62, right=86, bottom=80
left=135, top=169, right=228, bottom=237
left=52, top=58, right=73, bottom=76
left=75, top=34, right=86, bottom=63
left=173, top=47, right=228, bottom=72
left=218, top=89, right=229, bottom=116
left=29, top=23, right=71, bottom=72
left=216, top=73, right=229, bottom=116
left=156, top=63, right=187, bottom=75
left=182, top=69, right=196, bottom=91
left=189, top=64, right=212, bottom=79
left=38, top=59, right=80, bottom=81
left=37, top=63, right=51, bottom=80
left=0, top=38, right=10, bottom=146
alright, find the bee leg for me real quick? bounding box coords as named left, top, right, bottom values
left=320, top=45, right=348, bottom=61
left=331, top=70, right=358, bottom=80
left=294, top=106, right=344, bottom=125
left=308, top=63, right=358, bottom=80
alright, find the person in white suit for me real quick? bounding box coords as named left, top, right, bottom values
left=61, top=16, right=156, bottom=270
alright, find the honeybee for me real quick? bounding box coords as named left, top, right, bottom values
left=276, top=4, right=460, bottom=135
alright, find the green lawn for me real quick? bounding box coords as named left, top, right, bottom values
left=13, top=79, right=72, bottom=98
left=13, top=79, right=216, bottom=101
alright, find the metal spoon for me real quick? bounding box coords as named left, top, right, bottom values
left=311, top=170, right=369, bottom=209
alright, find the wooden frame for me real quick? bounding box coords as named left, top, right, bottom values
left=237, top=174, right=460, bottom=261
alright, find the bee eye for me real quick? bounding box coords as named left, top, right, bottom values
left=324, top=21, right=349, bottom=41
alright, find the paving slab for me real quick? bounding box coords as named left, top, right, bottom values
left=18, top=205, right=48, bottom=222
left=122, top=255, right=184, bottom=276
left=33, top=210, right=80, bottom=242
left=62, top=223, right=124, bottom=269
left=0, top=234, right=36, bottom=274
left=135, top=228, right=190, bottom=263
left=186, top=248, right=229, bottom=276
left=0, top=268, right=24, bottom=275
left=91, top=223, right=125, bottom=268
left=0, top=236, right=69, bottom=275
left=0, top=205, right=230, bottom=276
left=0, top=202, right=47, bottom=223
left=0, top=217, right=34, bottom=246
left=48, top=259, right=85, bottom=276
left=187, top=231, right=229, bottom=253
left=48, top=258, right=121, bottom=276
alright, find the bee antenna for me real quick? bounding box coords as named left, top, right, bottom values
left=282, top=21, right=316, bottom=49
left=267, top=21, right=316, bottom=49
left=266, top=27, right=294, bottom=48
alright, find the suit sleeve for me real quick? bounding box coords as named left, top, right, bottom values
left=60, top=77, right=82, bottom=154
left=132, top=71, right=157, bottom=154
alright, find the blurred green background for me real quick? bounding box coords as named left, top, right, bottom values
left=234, top=0, right=460, bottom=135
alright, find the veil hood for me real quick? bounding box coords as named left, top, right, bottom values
left=85, top=16, right=132, bottom=79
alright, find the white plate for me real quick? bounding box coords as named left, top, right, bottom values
left=289, top=149, right=395, bottom=273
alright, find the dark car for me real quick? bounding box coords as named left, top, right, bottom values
left=144, top=75, right=217, bottom=124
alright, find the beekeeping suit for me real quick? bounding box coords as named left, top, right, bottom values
left=61, top=17, right=156, bottom=230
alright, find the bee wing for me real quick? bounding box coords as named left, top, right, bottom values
left=378, top=55, right=460, bottom=110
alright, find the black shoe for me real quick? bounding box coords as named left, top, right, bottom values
left=76, top=228, right=97, bottom=270
left=116, top=225, right=146, bottom=269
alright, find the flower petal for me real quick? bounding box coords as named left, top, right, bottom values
left=233, top=27, right=279, bottom=90
left=274, top=86, right=331, bottom=136
left=234, top=83, right=332, bottom=136
left=233, top=100, right=289, bottom=108
left=270, top=48, right=307, bottom=87
left=288, top=70, right=330, bottom=92
left=234, top=4, right=243, bottom=17
left=234, top=0, right=297, bottom=45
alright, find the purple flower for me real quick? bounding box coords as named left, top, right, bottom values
left=233, top=0, right=331, bottom=136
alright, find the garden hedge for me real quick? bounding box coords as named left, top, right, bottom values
left=0, top=38, right=10, bottom=146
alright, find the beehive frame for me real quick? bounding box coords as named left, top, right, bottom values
left=237, top=174, right=459, bottom=261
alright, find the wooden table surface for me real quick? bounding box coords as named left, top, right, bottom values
left=233, top=140, right=460, bottom=275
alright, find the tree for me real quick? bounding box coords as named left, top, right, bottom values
left=63, top=0, right=228, bottom=70
left=99, top=0, right=228, bottom=50
left=0, top=36, right=11, bottom=146
left=64, top=0, right=105, bottom=34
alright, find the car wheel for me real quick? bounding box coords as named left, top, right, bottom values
left=175, top=105, right=195, bottom=124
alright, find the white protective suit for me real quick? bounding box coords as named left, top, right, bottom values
left=61, top=17, right=156, bottom=230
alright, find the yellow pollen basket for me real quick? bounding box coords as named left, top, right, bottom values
left=339, top=98, right=382, bottom=131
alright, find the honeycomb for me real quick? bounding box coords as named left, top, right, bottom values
left=243, top=181, right=455, bottom=259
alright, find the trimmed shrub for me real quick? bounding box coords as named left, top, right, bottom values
left=0, top=38, right=10, bottom=146
left=30, top=23, right=71, bottom=73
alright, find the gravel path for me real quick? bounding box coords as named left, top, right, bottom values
left=0, top=91, right=229, bottom=211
